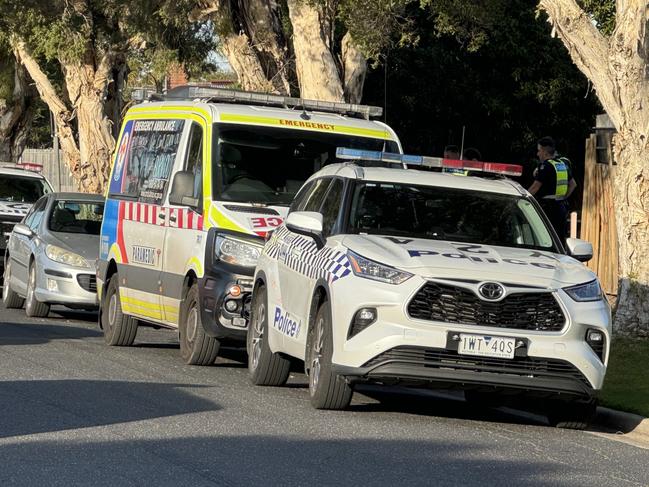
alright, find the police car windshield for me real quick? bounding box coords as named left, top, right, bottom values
left=348, top=182, right=557, bottom=252
left=0, top=175, right=49, bottom=203
left=215, top=124, right=398, bottom=206
left=48, top=200, right=104, bottom=235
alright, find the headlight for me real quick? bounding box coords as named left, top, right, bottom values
left=563, top=279, right=602, bottom=302
left=215, top=235, right=263, bottom=267
left=347, top=250, right=413, bottom=285
left=45, top=244, right=91, bottom=268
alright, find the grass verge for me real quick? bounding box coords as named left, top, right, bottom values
left=600, top=337, right=649, bottom=417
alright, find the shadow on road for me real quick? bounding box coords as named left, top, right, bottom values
left=0, top=380, right=220, bottom=439
left=0, top=322, right=102, bottom=346
left=3, top=433, right=645, bottom=486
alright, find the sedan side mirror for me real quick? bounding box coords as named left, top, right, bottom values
left=565, top=237, right=593, bottom=262
left=13, top=223, right=33, bottom=238
left=169, top=171, right=199, bottom=208
left=286, top=211, right=325, bottom=249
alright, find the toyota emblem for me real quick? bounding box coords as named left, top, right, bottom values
left=478, top=282, right=505, bottom=301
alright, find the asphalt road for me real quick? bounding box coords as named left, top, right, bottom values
left=1, top=302, right=648, bottom=487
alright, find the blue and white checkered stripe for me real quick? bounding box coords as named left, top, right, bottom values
left=264, top=226, right=351, bottom=283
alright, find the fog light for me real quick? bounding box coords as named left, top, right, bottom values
left=348, top=307, right=377, bottom=339
left=586, top=328, right=605, bottom=362
left=47, top=279, right=58, bottom=292
left=228, top=284, right=242, bottom=297
left=587, top=330, right=603, bottom=343
left=224, top=299, right=238, bottom=312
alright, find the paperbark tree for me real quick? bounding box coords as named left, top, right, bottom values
left=193, top=0, right=412, bottom=103
left=538, top=0, right=649, bottom=335
left=0, top=54, right=33, bottom=162
left=0, top=0, right=214, bottom=193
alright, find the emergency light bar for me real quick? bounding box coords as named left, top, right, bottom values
left=335, top=147, right=523, bottom=177
left=159, top=86, right=383, bottom=120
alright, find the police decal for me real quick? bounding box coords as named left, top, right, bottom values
left=273, top=306, right=301, bottom=338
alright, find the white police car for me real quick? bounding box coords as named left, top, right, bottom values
left=248, top=149, right=610, bottom=428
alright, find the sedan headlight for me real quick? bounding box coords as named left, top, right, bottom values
left=563, top=279, right=603, bottom=302
left=215, top=235, right=263, bottom=267
left=347, top=250, right=413, bottom=285
left=45, top=244, right=91, bottom=268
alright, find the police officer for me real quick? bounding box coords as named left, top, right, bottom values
left=528, top=136, right=577, bottom=241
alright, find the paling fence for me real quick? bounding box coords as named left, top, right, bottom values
left=19, top=148, right=77, bottom=192
left=579, top=134, right=618, bottom=298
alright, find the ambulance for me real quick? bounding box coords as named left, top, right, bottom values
left=97, top=86, right=401, bottom=365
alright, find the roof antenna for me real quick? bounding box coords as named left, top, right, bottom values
left=300, top=105, right=311, bottom=120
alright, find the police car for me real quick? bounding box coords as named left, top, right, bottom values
left=248, top=149, right=610, bottom=428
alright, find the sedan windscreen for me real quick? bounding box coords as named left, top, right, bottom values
left=348, top=182, right=556, bottom=251
left=49, top=201, right=104, bottom=235
left=0, top=175, right=49, bottom=203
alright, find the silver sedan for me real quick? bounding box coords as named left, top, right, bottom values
left=2, top=192, right=104, bottom=317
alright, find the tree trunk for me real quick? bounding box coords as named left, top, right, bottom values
left=287, top=0, right=344, bottom=101
left=222, top=32, right=278, bottom=93
left=539, top=0, right=649, bottom=335
left=0, top=59, right=32, bottom=162
left=610, top=131, right=649, bottom=336
left=341, top=33, right=367, bottom=104
left=15, top=41, right=115, bottom=193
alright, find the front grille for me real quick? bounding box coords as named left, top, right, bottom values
left=362, top=346, right=590, bottom=387
left=77, top=274, right=97, bottom=293
left=1, top=216, right=22, bottom=247
left=407, top=282, right=565, bottom=332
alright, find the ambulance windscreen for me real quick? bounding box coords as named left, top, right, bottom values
left=214, top=124, right=398, bottom=205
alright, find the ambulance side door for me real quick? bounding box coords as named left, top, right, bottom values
left=120, top=118, right=185, bottom=323
left=161, top=120, right=207, bottom=325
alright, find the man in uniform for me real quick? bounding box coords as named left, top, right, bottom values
left=528, top=136, right=577, bottom=241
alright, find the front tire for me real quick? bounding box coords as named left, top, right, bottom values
left=25, top=263, right=50, bottom=318
left=307, top=299, right=353, bottom=410
left=102, top=274, right=138, bottom=346
left=247, top=284, right=291, bottom=386
left=179, top=283, right=219, bottom=365
left=547, top=398, right=597, bottom=430
left=2, top=259, right=24, bottom=309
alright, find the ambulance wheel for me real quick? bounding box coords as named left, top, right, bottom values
left=25, top=263, right=50, bottom=318
left=2, top=258, right=24, bottom=309
left=307, top=299, right=353, bottom=410
left=179, top=283, right=219, bottom=365
left=102, top=274, right=138, bottom=346
left=247, top=284, right=290, bottom=386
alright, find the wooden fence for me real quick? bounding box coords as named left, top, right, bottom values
left=19, top=148, right=77, bottom=192
left=579, top=134, right=618, bottom=297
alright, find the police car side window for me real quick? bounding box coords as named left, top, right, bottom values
left=123, top=119, right=185, bottom=205
left=301, top=178, right=331, bottom=213
left=289, top=181, right=313, bottom=214
left=320, top=178, right=344, bottom=237
left=185, top=122, right=204, bottom=212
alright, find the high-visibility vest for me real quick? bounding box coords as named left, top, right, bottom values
left=544, top=158, right=569, bottom=199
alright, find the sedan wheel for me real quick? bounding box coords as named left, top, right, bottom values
left=2, top=260, right=24, bottom=309
left=25, top=263, right=50, bottom=318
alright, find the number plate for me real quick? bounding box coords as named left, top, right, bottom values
left=458, top=334, right=516, bottom=359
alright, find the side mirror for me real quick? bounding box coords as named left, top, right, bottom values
left=169, top=171, right=199, bottom=207
left=565, top=237, right=593, bottom=262
left=286, top=211, right=325, bottom=249
left=13, top=223, right=33, bottom=238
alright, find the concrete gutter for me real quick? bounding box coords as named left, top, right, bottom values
left=595, top=407, right=649, bottom=447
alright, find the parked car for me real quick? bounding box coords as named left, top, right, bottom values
left=248, top=148, right=611, bottom=429
left=3, top=192, right=104, bottom=316
left=0, top=165, right=53, bottom=272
